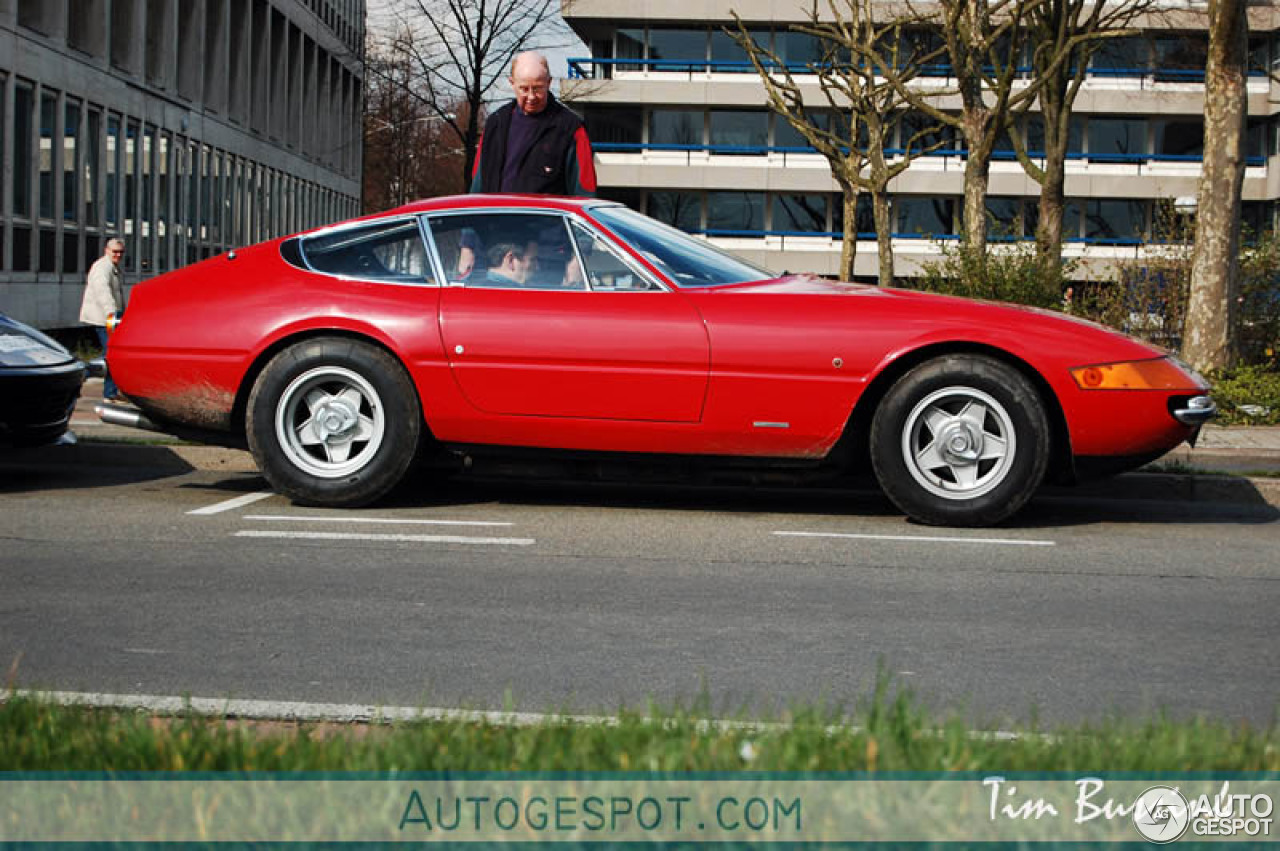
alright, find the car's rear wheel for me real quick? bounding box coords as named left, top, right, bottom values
left=870, top=354, right=1049, bottom=527
left=246, top=337, right=421, bottom=507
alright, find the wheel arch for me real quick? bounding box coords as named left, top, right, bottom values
left=231, top=329, right=432, bottom=442
left=837, top=341, right=1075, bottom=484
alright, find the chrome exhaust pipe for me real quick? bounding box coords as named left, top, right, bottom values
left=95, top=403, right=163, bottom=433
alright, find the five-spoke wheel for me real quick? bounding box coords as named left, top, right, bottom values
left=247, top=338, right=421, bottom=507
left=871, top=355, right=1049, bottom=526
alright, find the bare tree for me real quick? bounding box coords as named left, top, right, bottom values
left=382, top=0, right=575, bottom=189
left=892, top=0, right=1045, bottom=254
left=364, top=29, right=468, bottom=208
left=732, top=0, right=948, bottom=283
left=1183, top=0, right=1249, bottom=372
left=1008, top=0, right=1156, bottom=281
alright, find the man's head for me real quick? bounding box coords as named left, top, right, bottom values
left=510, top=51, right=551, bottom=116
left=103, top=238, right=125, bottom=266
left=486, top=239, right=539, bottom=284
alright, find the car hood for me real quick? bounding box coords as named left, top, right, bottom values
left=695, top=275, right=1170, bottom=363
left=0, top=314, right=78, bottom=369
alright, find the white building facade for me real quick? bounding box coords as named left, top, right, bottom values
left=562, top=0, right=1280, bottom=282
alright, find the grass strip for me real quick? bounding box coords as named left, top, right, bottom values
left=2, top=690, right=1276, bottom=772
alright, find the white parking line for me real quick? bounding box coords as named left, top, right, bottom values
left=244, top=514, right=514, bottom=527
left=188, top=491, right=275, bottom=516
left=235, top=530, right=534, bottom=546
left=773, top=531, right=1056, bottom=547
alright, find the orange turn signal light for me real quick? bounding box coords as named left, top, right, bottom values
left=1070, top=357, right=1195, bottom=391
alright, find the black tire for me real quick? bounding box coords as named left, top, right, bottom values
left=870, top=354, right=1049, bottom=527
left=246, top=337, right=421, bottom=507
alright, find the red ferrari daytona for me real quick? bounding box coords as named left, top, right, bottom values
left=100, top=194, right=1215, bottom=526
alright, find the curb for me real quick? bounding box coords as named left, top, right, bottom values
left=16, top=435, right=1280, bottom=511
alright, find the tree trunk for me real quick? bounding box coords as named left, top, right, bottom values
left=873, top=190, right=894, bottom=286
left=1035, top=99, right=1070, bottom=284
left=961, top=110, right=992, bottom=254
left=1184, top=0, right=1247, bottom=372
left=840, top=186, right=860, bottom=281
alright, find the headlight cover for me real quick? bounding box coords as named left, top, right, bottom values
left=1070, top=356, right=1206, bottom=391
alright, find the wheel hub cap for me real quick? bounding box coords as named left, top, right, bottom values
left=314, top=398, right=359, bottom=443
left=939, top=420, right=982, bottom=464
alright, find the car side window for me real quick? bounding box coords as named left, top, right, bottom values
left=301, top=219, right=434, bottom=284
left=569, top=221, right=661, bottom=291
left=427, top=212, right=585, bottom=290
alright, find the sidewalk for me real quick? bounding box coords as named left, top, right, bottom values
left=66, top=377, right=1280, bottom=506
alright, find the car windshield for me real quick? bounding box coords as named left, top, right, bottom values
left=590, top=205, right=774, bottom=288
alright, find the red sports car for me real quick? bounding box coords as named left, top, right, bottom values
left=100, top=195, right=1215, bottom=526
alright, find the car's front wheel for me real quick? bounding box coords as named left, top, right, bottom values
left=246, top=337, right=421, bottom=507
left=870, top=354, right=1050, bottom=527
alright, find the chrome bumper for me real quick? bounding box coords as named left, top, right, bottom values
left=1173, top=395, right=1217, bottom=427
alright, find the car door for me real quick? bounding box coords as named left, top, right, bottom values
left=427, top=210, right=710, bottom=422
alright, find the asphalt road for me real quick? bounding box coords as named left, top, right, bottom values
left=1, top=452, right=1277, bottom=728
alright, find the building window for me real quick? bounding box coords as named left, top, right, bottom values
left=38, top=91, right=57, bottom=222
left=140, top=125, right=155, bottom=270
left=85, top=109, right=101, bottom=227
left=710, top=28, right=767, bottom=70
left=649, top=109, right=702, bottom=147
left=105, top=115, right=120, bottom=227
left=707, top=191, right=765, bottom=233
left=616, top=28, right=644, bottom=71
left=1085, top=199, right=1145, bottom=242
left=648, top=191, right=702, bottom=232
left=986, top=197, right=1022, bottom=238
left=897, top=196, right=955, bottom=237
left=1153, top=119, right=1201, bottom=158
left=13, top=82, right=34, bottom=218
left=772, top=194, right=827, bottom=233
left=125, top=119, right=139, bottom=264
left=158, top=132, right=171, bottom=270
left=1087, top=117, right=1146, bottom=160
left=68, top=0, right=107, bottom=57
left=647, top=28, right=706, bottom=70
left=1090, top=36, right=1150, bottom=73
left=708, top=110, right=768, bottom=153
left=63, top=100, right=80, bottom=222
left=584, top=107, right=642, bottom=146
left=111, top=0, right=139, bottom=72
left=1152, top=34, right=1207, bottom=81
left=774, top=31, right=824, bottom=69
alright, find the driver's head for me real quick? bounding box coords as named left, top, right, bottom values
left=487, top=239, right=539, bottom=283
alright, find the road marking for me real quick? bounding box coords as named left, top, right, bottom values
left=188, top=491, right=275, bottom=516
left=121, top=648, right=169, bottom=655
left=7, top=689, right=1034, bottom=741
left=773, top=531, right=1056, bottom=547
left=244, top=514, right=514, bottom=527
left=235, top=530, right=535, bottom=546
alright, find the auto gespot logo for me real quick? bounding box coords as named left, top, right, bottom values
left=1133, top=782, right=1273, bottom=843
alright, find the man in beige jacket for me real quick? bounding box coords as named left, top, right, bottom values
left=79, top=237, right=126, bottom=401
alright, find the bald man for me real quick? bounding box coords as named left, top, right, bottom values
left=469, top=51, right=597, bottom=197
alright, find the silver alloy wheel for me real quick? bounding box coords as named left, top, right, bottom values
left=900, top=385, right=1016, bottom=501
left=274, top=365, right=386, bottom=479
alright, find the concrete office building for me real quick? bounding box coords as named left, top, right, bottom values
left=562, top=1, right=1280, bottom=282
left=0, top=0, right=364, bottom=328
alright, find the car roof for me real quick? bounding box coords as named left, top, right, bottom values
left=381, top=194, right=607, bottom=218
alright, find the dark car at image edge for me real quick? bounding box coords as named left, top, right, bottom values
left=0, top=313, right=97, bottom=448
